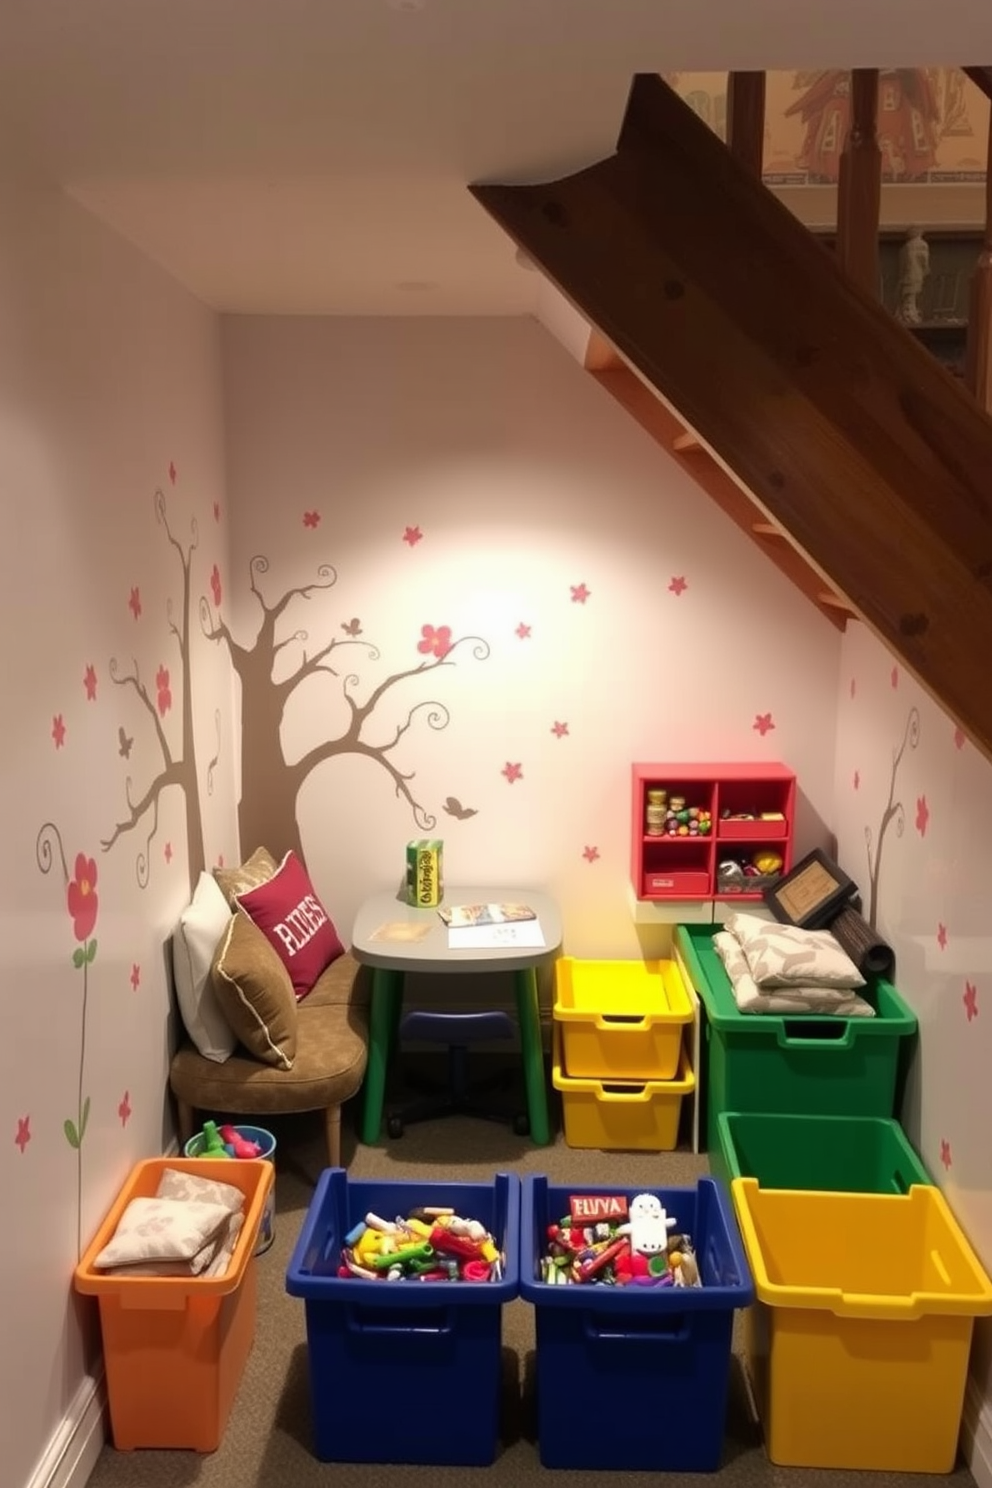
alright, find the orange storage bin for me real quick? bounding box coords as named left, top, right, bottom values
left=74, top=1156, right=273, bottom=1451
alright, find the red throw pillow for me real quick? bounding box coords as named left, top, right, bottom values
left=234, top=851, right=344, bottom=1001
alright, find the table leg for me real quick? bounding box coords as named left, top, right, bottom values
left=361, top=968, right=405, bottom=1144
left=514, top=967, right=551, bottom=1145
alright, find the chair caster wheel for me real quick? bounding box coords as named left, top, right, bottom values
left=512, top=1113, right=530, bottom=1137
left=387, top=1115, right=404, bottom=1139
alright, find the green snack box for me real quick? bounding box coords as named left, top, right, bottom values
left=406, top=838, right=444, bottom=908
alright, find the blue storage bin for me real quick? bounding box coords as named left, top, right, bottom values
left=520, top=1175, right=753, bottom=1471
left=285, top=1168, right=520, bottom=1466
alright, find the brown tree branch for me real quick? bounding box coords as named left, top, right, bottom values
left=199, top=598, right=252, bottom=672
left=109, top=657, right=173, bottom=765
left=251, top=556, right=337, bottom=624
left=100, top=760, right=184, bottom=859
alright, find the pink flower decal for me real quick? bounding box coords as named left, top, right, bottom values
left=570, top=582, right=590, bottom=604
left=118, top=1091, right=132, bottom=1128
left=14, top=1116, right=30, bottom=1154
left=128, top=586, right=142, bottom=620
left=403, top=525, right=423, bottom=546
left=940, top=1138, right=952, bottom=1170
left=937, top=922, right=948, bottom=951
left=216, top=853, right=225, bottom=868
left=551, top=721, right=569, bottom=738
left=130, top=963, right=141, bottom=992
left=964, top=982, right=978, bottom=1022
left=213, top=501, right=221, bottom=523
left=83, top=664, right=98, bottom=701
left=67, top=854, right=98, bottom=943
left=52, top=714, right=66, bottom=750
left=954, top=728, right=966, bottom=750
left=417, top=624, right=453, bottom=659
left=210, top=564, right=222, bottom=607
left=156, top=665, right=172, bottom=716
left=853, top=769, right=860, bottom=790
left=168, top=460, right=177, bottom=485
left=502, top=762, right=523, bottom=784
left=890, top=666, right=899, bottom=689
left=303, top=510, right=321, bottom=529
left=164, top=842, right=173, bottom=864
left=516, top=622, right=531, bottom=639
left=753, top=712, right=775, bottom=736
left=915, top=796, right=930, bottom=836
left=582, top=845, right=600, bottom=863
left=668, top=576, right=687, bottom=596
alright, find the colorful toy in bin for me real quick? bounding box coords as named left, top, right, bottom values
left=338, top=1204, right=504, bottom=1282
left=184, top=1121, right=277, bottom=1256
left=540, top=1191, right=702, bottom=1288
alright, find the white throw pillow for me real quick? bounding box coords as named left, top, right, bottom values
left=172, top=872, right=237, bottom=1061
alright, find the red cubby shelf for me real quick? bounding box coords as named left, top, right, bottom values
left=631, top=762, right=796, bottom=903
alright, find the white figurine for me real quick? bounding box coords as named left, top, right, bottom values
left=620, top=1192, right=677, bottom=1256
left=895, top=226, right=930, bottom=327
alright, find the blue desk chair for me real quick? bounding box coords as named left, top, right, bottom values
left=386, top=1010, right=530, bottom=1138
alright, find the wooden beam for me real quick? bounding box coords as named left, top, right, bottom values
left=470, top=73, right=992, bottom=762
left=726, top=72, right=766, bottom=179
left=836, top=70, right=881, bottom=296
left=672, top=429, right=701, bottom=452
left=584, top=329, right=622, bottom=371
left=965, top=104, right=992, bottom=413
left=963, top=66, right=992, bottom=102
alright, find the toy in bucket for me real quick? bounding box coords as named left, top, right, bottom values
left=185, top=1121, right=277, bottom=1255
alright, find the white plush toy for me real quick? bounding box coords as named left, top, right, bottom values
left=620, top=1192, right=677, bottom=1256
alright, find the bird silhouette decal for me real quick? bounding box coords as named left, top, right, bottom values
left=443, top=796, right=478, bottom=821
left=118, top=726, right=134, bottom=760
left=340, top=617, right=363, bottom=636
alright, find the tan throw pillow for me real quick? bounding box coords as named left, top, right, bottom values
left=210, top=911, right=298, bottom=1069
left=213, top=846, right=278, bottom=907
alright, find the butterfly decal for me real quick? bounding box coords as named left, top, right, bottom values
left=443, top=796, right=478, bottom=821
left=341, top=617, right=363, bottom=636
left=118, top=726, right=134, bottom=760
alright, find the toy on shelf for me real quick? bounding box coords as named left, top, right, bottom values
left=190, top=1118, right=262, bottom=1161
left=540, top=1191, right=702, bottom=1287
left=645, top=789, right=713, bottom=839
left=339, top=1205, right=504, bottom=1282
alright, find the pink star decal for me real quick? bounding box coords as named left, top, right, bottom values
left=502, top=762, right=523, bottom=785
left=954, top=727, right=966, bottom=750
left=964, top=981, right=978, bottom=1022
left=14, top=1116, right=30, bottom=1154
left=403, top=525, right=423, bottom=547
left=130, top=963, right=141, bottom=992
left=570, top=582, right=590, bottom=604
left=915, top=795, right=930, bottom=837
left=551, top=721, right=569, bottom=738
left=52, top=714, right=66, bottom=750
left=850, top=677, right=856, bottom=698
left=213, top=501, right=221, bottom=523
left=118, top=1091, right=132, bottom=1128
left=940, top=1138, right=952, bottom=1170
left=890, top=666, right=899, bottom=689
left=128, top=586, right=142, bottom=620
left=937, top=922, right=948, bottom=951
left=853, top=769, right=860, bottom=790
left=164, top=842, right=173, bottom=864
left=302, top=510, right=321, bottom=529
left=753, top=712, right=775, bottom=736
left=83, top=664, right=98, bottom=701
left=582, top=845, right=600, bottom=863
left=515, top=622, right=531, bottom=639
left=668, top=575, right=688, bottom=596
left=168, top=461, right=177, bottom=485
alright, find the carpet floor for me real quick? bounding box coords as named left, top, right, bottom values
left=85, top=1095, right=978, bottom=1488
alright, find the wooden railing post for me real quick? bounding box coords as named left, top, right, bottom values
left=837, top=69, right=881, bottom=296
left=965, top=103, right=992, bottom=412
left=726, top=72, right=766, bottom=179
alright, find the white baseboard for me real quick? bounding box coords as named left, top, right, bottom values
left=25, top=1371, right=107, bottom=1488
left=962, top=1374, right=992, bottom=1488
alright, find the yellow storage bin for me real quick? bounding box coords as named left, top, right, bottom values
left=731, top=1178, right=992, bottom=1473
left=553, top=956, right=692, bottom=1081
left=552, top=1022, right=694, bottom=1151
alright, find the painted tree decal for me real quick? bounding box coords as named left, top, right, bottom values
left=36, top=824, right=98, bottom=1260
left=865, top=705, right=921, bottom=925
left=101, top=488, right=212, bottom=897
left=200, top=555, right=489, bottom=859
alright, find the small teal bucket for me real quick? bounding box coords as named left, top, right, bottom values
left=184, top=1123, right=277, bottom=1255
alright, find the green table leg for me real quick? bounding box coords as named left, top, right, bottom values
left=514, top=966, right=551, bottom=1145
left=361, top=968, right=405, bottom=1145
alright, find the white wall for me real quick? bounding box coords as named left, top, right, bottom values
left=0, top=136, right=237, bottom=1488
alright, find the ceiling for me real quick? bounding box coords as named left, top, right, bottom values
left=2, top=0, right=990, bottom=315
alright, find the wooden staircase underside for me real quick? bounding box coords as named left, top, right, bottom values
left=471, top=73, right=992, bottom=762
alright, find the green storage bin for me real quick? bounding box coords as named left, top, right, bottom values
left=711, top=1111, right=932, bottom=1193
left=674, top=924, right=918, bottom=1155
